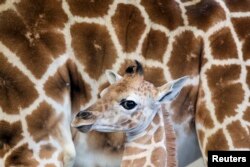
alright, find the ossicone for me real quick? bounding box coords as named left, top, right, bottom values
left=125, top=60, right=144, bottom=76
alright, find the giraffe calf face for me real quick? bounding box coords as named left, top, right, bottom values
left=72, top=82, right=157, bottom=133
left=72, top=61, right=188, bottom=137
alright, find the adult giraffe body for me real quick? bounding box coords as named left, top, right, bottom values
left=0, top=0, right=250, bottom=166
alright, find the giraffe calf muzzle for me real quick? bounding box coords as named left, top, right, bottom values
left=76, top=124, right=93, bottom=133
left=71, top=111, right=97, bottom=132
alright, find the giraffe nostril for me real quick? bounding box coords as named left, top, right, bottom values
left=76, top=111, right=93, bottom=120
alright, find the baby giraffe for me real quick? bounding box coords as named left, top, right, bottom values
left=72, top=60, right=188, bottom=167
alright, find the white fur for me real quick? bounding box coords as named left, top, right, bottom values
left=74, top=133, right=121, bottom=167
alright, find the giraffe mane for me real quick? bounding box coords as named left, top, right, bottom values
left=164, top=111, right=177, bottom=167
left=125, top=60, right=144, bottom=76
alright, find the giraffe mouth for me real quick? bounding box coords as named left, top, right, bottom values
left=75, top=124, right=93, bottom=133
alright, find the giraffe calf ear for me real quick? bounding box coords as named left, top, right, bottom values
left=100, top=87, right=108, bottom=97
left=105, top=70, right=122, bottom=84
left=156, top=76, right=189, bottom=102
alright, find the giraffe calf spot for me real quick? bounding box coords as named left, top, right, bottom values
left=154, top=127, right=164, bottom=143
left=151, top=147, right=166, bottom=167
left=45, top=164, right=56, bottom=167
left=123, top=147, right=147, bottom=156
left=130, top=157, right=146, bottom=167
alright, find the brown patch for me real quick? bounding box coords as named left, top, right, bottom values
left=121, top=158, right=146, bottom=167
left=123, top=146, right=147, bottom=156
left=0, top=121, right=23, bottom=157
left=26, top=102, right=62, bottom=142
left=243, top=107, right=250, bottom=122
left=67, top=0, right=112, bottom=17
left=40, top=144, right=56, bottom=159
left=0, top=0, right=5, bottom=4
left=15, top=0, right=68, bottom=29
left=171, top=85, right=198, bottom=125
left=144, top=66, right=166, bottom=87
left=142, top=29, right=168, bottom=62
left=242, top=36, right=250, bottom=60
left=0, top=54, right=38, bottom=114
left=154, top=127, right=164, bottom=143
left=197, top=130, right=205, bottom=148
left=0, top=2, right=67, bottom=78
left=87, top=131, right=125, bottom=155
left=205, top=130, right=229, bottom=155
left=134, top=133, right=153, bottom=145
left=168, top=31, right=202, bottom=78
left=206, top=65, right=243, bottom=123
left=186, top=0, right=226, bottom=31
left=232, top=17, right=250, bottom=40
left=225, top=0, right=250, bottom=12
left=141, top=0, right=183, bottom=30
left=247, top=67, right=250, bottom=89
left=227, top=120, right=250, bottom=148
left=111, top=4, right=146, bottom=52
left=121, top=160, right=130, bottom=167
left=130, top=157, right=147, bottom=166
left=153, top=114, right=161, bottom=127
left=45, top=164, right=56, bottom=167
left=57, top=151, right=63, bottom=162
left=71, top=23, right=117, bottom=80
left=196, top=101, right=214, bottom=129
left=67, top=60, right=92, bottom=113
left=151, top=147, right=166, bottom=167
left=5, top=144, right=39, bottom=167
left=44, top=64, right=70, bottom=103
left=209, top=28, right=237, bottom=59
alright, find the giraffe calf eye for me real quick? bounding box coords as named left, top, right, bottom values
left=120, top=100, right=137, bottom=110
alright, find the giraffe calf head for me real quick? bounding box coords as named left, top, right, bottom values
left=72, top=60, right=188, bottom=137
